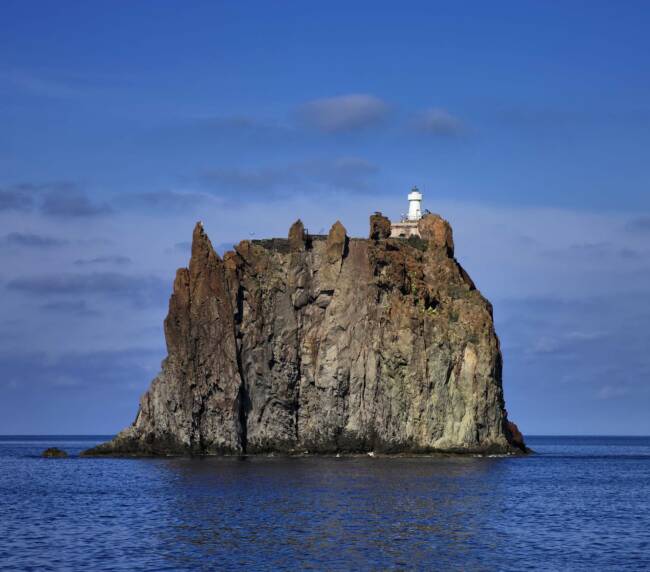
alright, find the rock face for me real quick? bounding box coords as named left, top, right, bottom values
left=418, top=213, right=454, bottom=256
left=84, top=215, right=526, bottom=456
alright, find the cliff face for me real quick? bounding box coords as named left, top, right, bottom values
left=85, top=214, right=526, bottom=456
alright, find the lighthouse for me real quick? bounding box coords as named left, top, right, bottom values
left=389, top=186, right=425, bottom=238
left=407, top=186, right=423, bottom=221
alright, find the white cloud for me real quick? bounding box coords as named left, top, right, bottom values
left=297, top=94, right=389, bottom=133
left=414, top=108, right=463, bottom=136
left=596, top=385, right=631, bottom=400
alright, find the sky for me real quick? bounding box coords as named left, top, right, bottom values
left=1, top=1, right=649, bottom=435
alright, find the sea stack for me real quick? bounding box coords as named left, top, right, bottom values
left=84, top=202, right=526, bottom=456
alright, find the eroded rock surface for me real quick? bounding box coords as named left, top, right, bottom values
left=84, top=216, right=526, bottom=456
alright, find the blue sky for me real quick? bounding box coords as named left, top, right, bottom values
left=1, top=1, right=649, bottom=434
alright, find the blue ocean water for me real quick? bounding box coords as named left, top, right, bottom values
left=0, top=436, right=648, bottom=571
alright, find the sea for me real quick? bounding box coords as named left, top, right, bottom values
left=0, top=436, right=648, bottom=571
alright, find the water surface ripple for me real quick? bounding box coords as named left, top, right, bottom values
left=0, top=436, right=648, bottom=570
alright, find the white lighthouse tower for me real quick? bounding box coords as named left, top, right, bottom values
left=407, top=186, right=423, bottom=221
left=389, top=186, right=425, bottom=238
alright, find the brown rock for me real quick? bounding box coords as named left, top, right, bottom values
left=369, top=212, right=392, bottom=240
left=418, top=213, right=455, bottom=256
left=505, top=420, right=528, bottom=453
left=288, top=219, right=307, bottom=251
left=84, top=215, right=526, bottom=457
left=326, top=221, right=348, bottom=263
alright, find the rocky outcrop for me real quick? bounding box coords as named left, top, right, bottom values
left=42, top=448, right=68, bottom=458
left=369, top=212, right=392, bottom=240
left=418, top=213, right=454, bottom=256
left=288, top=219, right=307, bottom=252
left=84, top=215, right=526, bottom=456
left=505, top=420, right=526, bottom=451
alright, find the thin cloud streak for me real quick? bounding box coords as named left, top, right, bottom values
left=0, top=182, right=111, bottom=218
left=626, top=216, right=650, bottom=233
left=0, top=185, right=35, bottom=212
left=7, top=272, right=168, bottom=307
left=73, top=255, right=132, bottom=266
left=41, top=189, right=112, bottom=218
left=119, top=190, right=219, bottom=212
left=2, top=232, right=68, bottom=248
left=200, top=157, right=380, bottom=198
left=40, top=300, right=101, bottom=317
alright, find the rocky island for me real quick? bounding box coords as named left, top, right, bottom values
left=84, top=203, right=526, bottom=457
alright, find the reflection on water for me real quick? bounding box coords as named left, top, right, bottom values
left=0, top=436, right=649, bottom=571
left=156, top=456, right=503, bottom=569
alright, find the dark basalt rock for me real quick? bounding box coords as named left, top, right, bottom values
left=42, top=447, right=68, bottom=458
left=505, top=420, right=529, bottom=453
left=84, top=213, right=527, bottom=457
